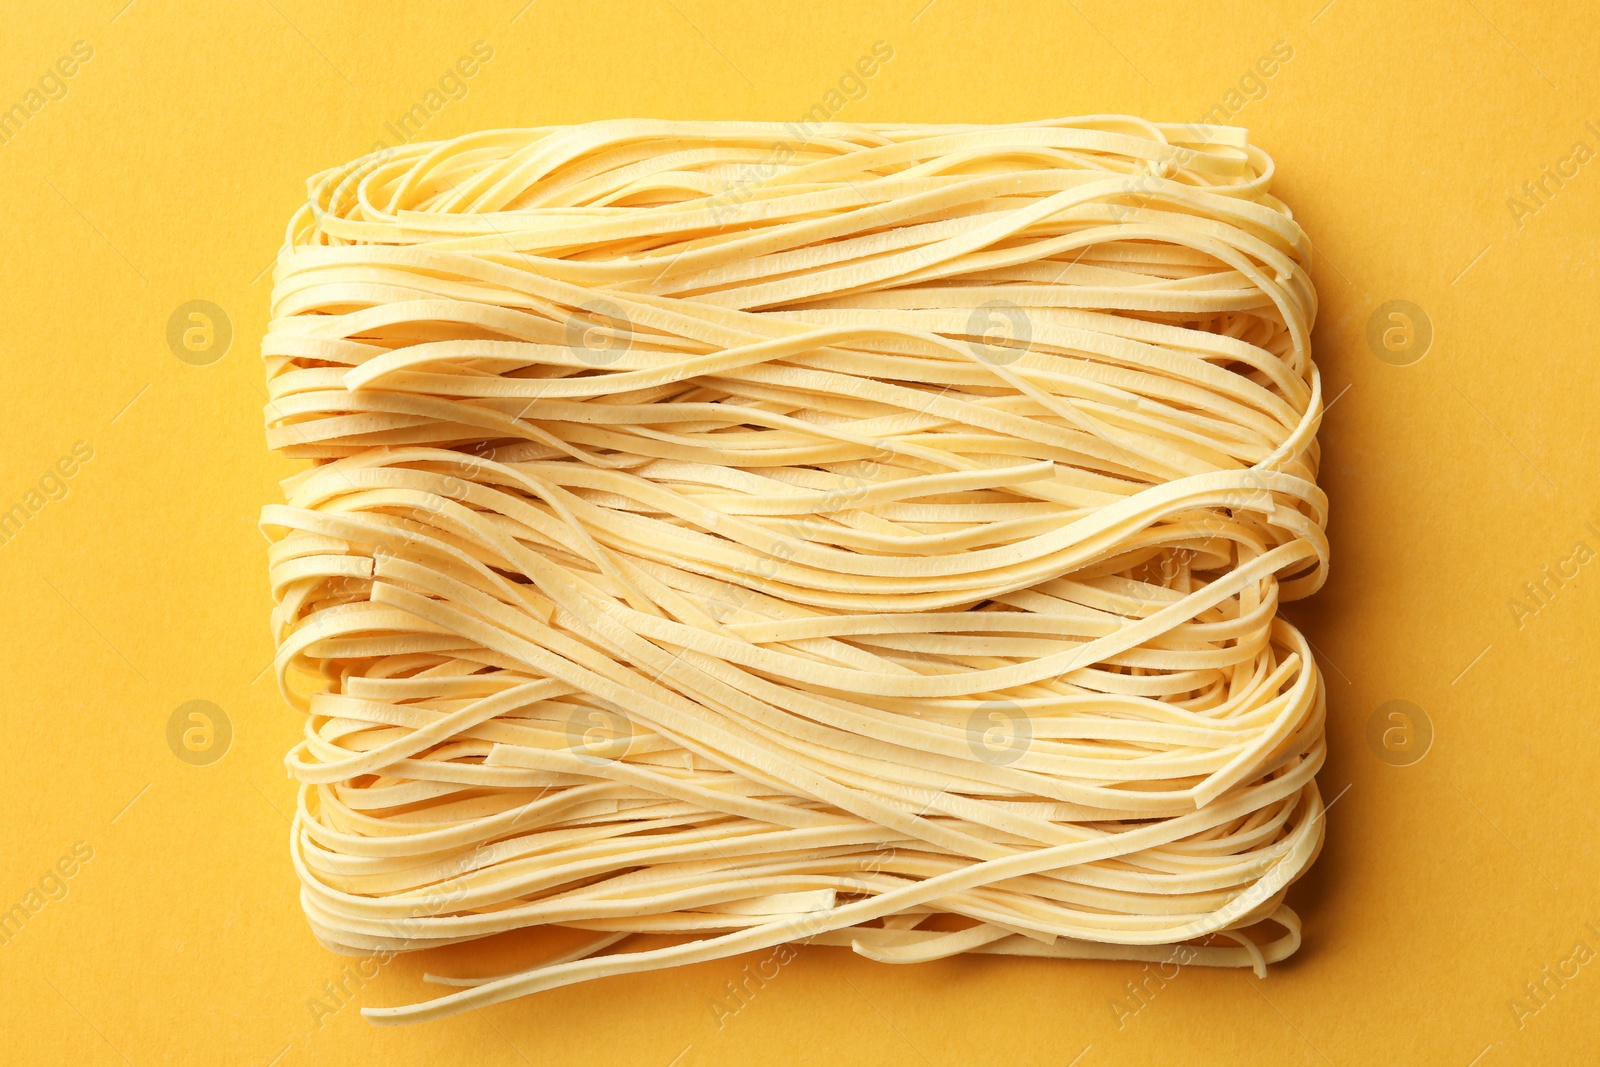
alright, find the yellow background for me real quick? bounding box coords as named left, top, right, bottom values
left=3, top=0, right=1597, bottom=1063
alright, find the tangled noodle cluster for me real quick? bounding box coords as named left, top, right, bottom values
left=261, top=117, right=1328, bottom=1024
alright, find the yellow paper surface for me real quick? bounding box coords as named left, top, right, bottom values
left=3, top=1, right=1597, bottom=1062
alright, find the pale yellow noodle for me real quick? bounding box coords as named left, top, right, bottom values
left=259, top=116, right=1328, bottom=1025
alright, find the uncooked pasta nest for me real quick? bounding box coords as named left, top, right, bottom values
left=260, top=116, right=1328, bottom=1025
